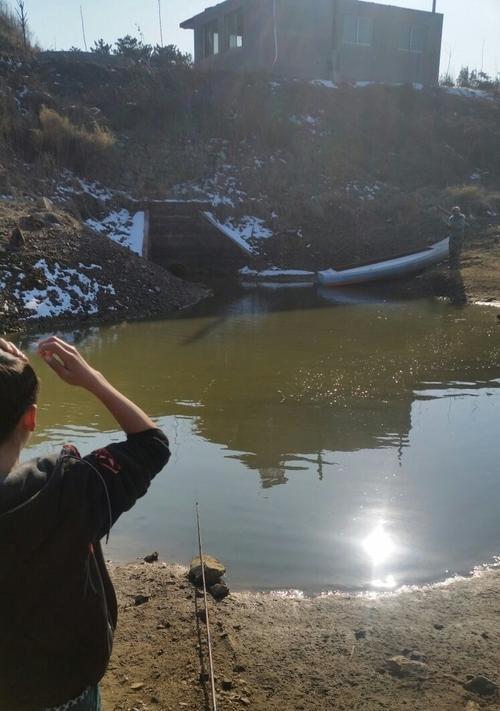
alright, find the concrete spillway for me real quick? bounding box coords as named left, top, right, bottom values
left=145, top=201, right=249, bottom=276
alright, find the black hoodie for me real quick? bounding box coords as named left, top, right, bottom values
left=0, top=428, right=170, bottom=711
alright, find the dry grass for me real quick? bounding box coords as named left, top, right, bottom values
left=0, top=0, right=34, bottom=55
left=32, top=107, right=116, bottom=173
left=445, top=185, right=500, bottom=216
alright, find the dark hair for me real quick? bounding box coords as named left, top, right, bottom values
left=0, top=352, right=39, bottom=445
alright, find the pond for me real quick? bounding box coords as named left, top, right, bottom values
left=23, top=286, right=500, bottom=593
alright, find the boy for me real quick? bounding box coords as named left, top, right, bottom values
left=0, top=336, right=170, bottom=711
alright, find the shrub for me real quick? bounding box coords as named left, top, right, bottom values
left=33, top=107, right=116, bottom=173
left=445, top=185, right=500, bottom=216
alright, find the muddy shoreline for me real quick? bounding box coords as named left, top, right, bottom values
left=102, top=560, right=500, bottom=710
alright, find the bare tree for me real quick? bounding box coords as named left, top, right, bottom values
left=15, top=0, right=28, bottom=56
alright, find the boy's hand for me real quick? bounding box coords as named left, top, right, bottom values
left=0, top=338, right=28, bottom=362
left=38, top=336, right=104, bottom=390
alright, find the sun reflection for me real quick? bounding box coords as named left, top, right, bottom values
left=372, top=574, right=397, bottom=590
left=362, top=522, right=400, bottom=589
left=362, top=522, right=396, bottom=567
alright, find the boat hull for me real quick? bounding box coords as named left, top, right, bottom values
left=318, top=238, right=450, bottom=287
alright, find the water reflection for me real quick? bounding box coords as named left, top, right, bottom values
left=362, top=521, right=399, bottom=590
left=22, top=289, right=500, bottom=591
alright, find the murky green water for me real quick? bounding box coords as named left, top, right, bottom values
left=23, top=287, right=500, bottom=592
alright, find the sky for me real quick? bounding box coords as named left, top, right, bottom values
left=9, top=0, right=500, bottom=79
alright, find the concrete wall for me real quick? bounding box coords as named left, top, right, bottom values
left=333, top=1, right=443, bottom=85
left=191, top=0, right=275, bottom=73
left=183, top=0, right=443, bottom=85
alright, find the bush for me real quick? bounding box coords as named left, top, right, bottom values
left=445, top=185, right=500, bottom=216
left=33, top=107, right=116, bottom=173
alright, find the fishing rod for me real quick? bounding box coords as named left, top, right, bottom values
left=196, top=502, right=218, bottom=711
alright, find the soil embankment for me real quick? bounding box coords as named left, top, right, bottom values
left=103, top=560, right=500, bottom=711
left=0, top=199, right=208, bottom=335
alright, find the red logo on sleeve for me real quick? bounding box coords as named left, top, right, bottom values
left=61, top=444, right=81, bottom=459
left=93, top=448, right=121, bottom=474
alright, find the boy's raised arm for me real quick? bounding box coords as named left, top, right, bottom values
left=38, top=336, right=156, bottom=434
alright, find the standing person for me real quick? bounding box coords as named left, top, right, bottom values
left=448, top=206, right=466, bottom=270
left=0, top=336, right=170, bottom=711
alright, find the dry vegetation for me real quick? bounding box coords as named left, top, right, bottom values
left=0, top=0, right=28, bottom=55
left=0, top=40, right=500, bottom=266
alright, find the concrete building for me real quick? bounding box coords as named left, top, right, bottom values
left=181, top=0, right=443, bottom=85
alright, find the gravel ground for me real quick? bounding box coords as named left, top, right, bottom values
left=102, top=561, right=500, bottom=711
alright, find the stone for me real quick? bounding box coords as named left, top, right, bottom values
left=144, top=552, right=159, bottom=563
left=408, top=650, right=427, bottom=663
left=386, top=656, right=429, bottom=679
left=18, top=214, right=45, bottom=231
left=134, top=594, right=150, bottom=606
left=8, top=227, right=24, bottom=251
left=221, top=678, right=233, bottom=691
left=355, top=629, right=366, bottom=640
left=189, top=555, right=226, bottom=587
left=465, top=702, right=480, bottom=711
left=434, top=623, right=445, bottom=630
left=239, top=698, right=251, bottom=706
left=37, top=197, right=54, bottom=211
left=130, top=682, right=144, bottom=691
left=210, top=583, right=230, bottom=601
left=43, top=212, right=61, bottom=225
left=463, top=675, right=499, bottom=696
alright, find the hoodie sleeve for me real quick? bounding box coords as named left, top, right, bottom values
left=62, top=428, right=170, bottom=542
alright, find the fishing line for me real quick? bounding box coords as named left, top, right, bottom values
left=196, top=502, right=218, bottom=711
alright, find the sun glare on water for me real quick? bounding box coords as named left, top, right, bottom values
left=362, top=522, right=398, bottom=590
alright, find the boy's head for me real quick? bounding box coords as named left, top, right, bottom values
left=0, top=352, right=39, bottom=448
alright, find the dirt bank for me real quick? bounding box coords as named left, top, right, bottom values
left=0, top=199, right=208, bottom=335
left=102, top=561, right=500, bottom=711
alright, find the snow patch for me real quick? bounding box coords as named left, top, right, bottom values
left=0, top=270, right=12, bottom=290
left=310, top=79, right=338, bottom=89
left=169, top=166, right=248, bottom=208
left=290, top=114, right=321, bottom=129
left=345, top=181, right=384, bottom=201
left=15, top=260, right=115, bottom=320
left=86, top=210, right=145, bottom=255
left=444, top=87, right=495, bottom=102
left=240, top=266, right=315, bottom=279
left=203, top=212, right=273, bottom=255
left=56, top=171, right=115, bottom=202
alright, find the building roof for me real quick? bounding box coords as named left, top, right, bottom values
left=180, top=0, right=242, bottom=29
left=180, top=0, right=442, bottom=30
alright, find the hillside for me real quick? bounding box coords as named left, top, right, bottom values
left=1, top=51, right=500, bottom=330
left=0, top=1, right=28, bottom=56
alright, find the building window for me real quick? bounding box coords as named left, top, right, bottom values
left=343, top=15, right=373, bottom=46
left=203, top=20, right=220, bottom=57
left=225, top=9, right=243, bottom=49
left=400, top=25, right=427, bottom=53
